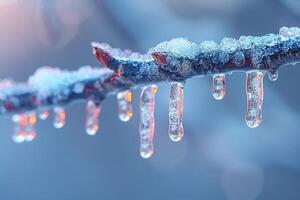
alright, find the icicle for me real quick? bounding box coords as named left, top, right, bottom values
left=212, top=74, right=226, bottom=100
left=117, top=90, right=133, bottom=122
left=53, top=107, right=66, bottom=128
left=140, top=85, right=158, bottom=159
left=245, top=71, right=264, bottom=128
left=25, top=112, right=37, bottom=142
left=268, top=70, right=279, bottom=82
left=39, top=109, right=49, bottom=120
left=169, top=82, right=184, bottom=142
left=85, top=100, right=101, bottom=136
left=12, top=114, right=27, bottom=143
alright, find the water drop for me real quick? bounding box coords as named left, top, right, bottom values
left=85, top=100, right=101, bottom=136
left=268, top=70, right=279, bottom=82
left=140, top=85, right=158, bottom=159
left=245, top=71, right=264, bottom=128
left=39, top=110, right=49, bottom=120
left=117, top=90, right=133, bottom=122
left=53, top=107, right=66, bottom=128
left=169, top=82, right=184, bottom=142
left=25, top=112, right=37, bottom=142
left=12, top=114, right=26, bottom=143
left=212, top=74, right=226, bottom=100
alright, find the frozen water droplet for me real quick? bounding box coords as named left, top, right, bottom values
left=220, top=37, right=239, bottom=54
left=73, top=83, right=84, bottom=94
left=212, top=74, right=226, bottom=100
left=25, top=112, right=37, bottom=142
left=268, top=70, right=279, bottom=82
left=239, top=36, right=253, bottom=49
left=218, top=51, right=230, bottom=64
left=85, top=100, right=101, bottom=136
left=140, top=85, right=158, bottom=159
left=117, top=90, right=133, bottom=122
left=200, top=40, right=219, bottom=53
left=233, top=51, right=245, bottom=66
left=53, top=107, right=66, bottom=128
left=262, top=33, right=278, bottom=47
left=245, top=71, right=264, bottom=128
left=39, top=110, right=49, bottom=120
left=12, top=114, right=26, bottom=143
left=169, top=82, right=184, bottom=142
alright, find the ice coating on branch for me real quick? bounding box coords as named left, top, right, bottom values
left=53, top=107, right=66, bottom=128
left=199, top=40, right=219, bottom=53
left=92, top=42, right=151, bottom=62
left=117, top=90, right=133, bottom=122
left=149, top=38, right=200, bottom=59
left=220, top=37, right=239, bottom=54
left=28, top=66, right=108, bottom=96
left=212, top=74, right=226, bottom=100
left=169, top=82, right=184, bottom=142
left=140, top=85, right=158, bottom=159
left=245, top=71, right=264, bottom=128
left=85, top=100, right=101, bottom=135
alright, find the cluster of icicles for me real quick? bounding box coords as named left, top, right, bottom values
left=12, top=70, right=265, bottom=158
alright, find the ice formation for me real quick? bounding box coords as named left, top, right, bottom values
left=0, top=26, right=299, bottom=158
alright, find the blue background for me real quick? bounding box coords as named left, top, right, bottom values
left=0, top=0, right=299, bottom=199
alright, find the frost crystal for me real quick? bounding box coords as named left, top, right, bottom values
left=199, top=40, right=219, bottom=53
left=220, top=37, right=239, bottom=54
left=149, top=38, right=200, bottom=59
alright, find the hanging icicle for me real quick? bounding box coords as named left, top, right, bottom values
left=25, top=112, right=37, bottom=142
left=85, top=100, right=101, bottom=135
left=245, top=71, right=264, bottom=128
left=212, top=74, right=226, bottom=100
left=12, top=114, right=27, bottom=143
left=53, top=107, right=66, bottom=129
left=139, top=85, right=158, bottom=159
left=117, top=90, right=133, bottom=122
left=169, top=82, right=184, bottom=142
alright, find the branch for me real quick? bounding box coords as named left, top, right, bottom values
left=0, top=27, right=299, bottom=115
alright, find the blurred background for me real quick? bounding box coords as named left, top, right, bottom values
left=0, top=0, right=299, bottom=199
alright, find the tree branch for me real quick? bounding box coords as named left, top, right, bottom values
left=0, top=27, right=299, bottom=115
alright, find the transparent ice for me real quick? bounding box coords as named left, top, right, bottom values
left=139, top=85, right=158, bottom=159
left=53, top=107, right=66, bottom=129
left=85, top=100, right=101, bottom=136
left=117, top=90, right=133, bottom=122
left=245, top=71, right=264, bottom=128
left=212, top=74, right=226, bottom=100
left=169, top=82, right=184, bottom=142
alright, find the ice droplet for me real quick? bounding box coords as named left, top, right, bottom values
left=140, top=85, right=158, bottom=159
left=53, top=107, right=66, bottom=128
left=25, top=112, right=37, bottom=142
left=12, top=114, right=26, bottom=143
left=39, top=110, right=49, bottom=120
left=117, top=90, right=133, bottom=122
left=212, top=74, right=226, bottom=100
left=85, top=100, right=101, bottom=136
left=268, top=70, right=279, bottom=82
left=169, top=82, right=184, bottom=142
left=245, top=71, right=264, bottom=128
